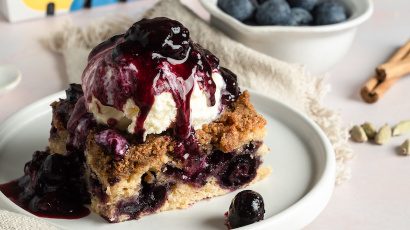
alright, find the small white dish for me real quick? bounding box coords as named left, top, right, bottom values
left=0, top=65, right=21, bottom=96
left=0, top=90, right=335, bottom=229
left=200, top=0, right=373, bottom=73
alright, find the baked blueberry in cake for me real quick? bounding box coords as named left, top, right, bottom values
left=0, top=17, right=270, bottom=223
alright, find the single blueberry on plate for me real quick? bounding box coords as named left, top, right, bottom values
left=313, top=1, right=348, bottom=25
left=226, top=190, right=265, bottom=229
left=217, top=0, right=256, bottom=22
left=255, top=0, right=292, bottom=25
left=290, top=7, right=313, bottom=25
left=287, top=0, right=317, bottom=11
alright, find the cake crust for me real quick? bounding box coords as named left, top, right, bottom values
left=84, top=91, right=266, bottom=186
left=198, top=91, right=267, bottom=152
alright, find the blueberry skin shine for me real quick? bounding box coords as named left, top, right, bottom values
left=227, top=190, right=265, bottom=229
left=290, top=7, right=313, bottom=26
left=255, top=0, right=292, bottom=25
left=313, top=1, right=347, bottom=25
left=288, top=0, right=317, bottom=11
left=218, top=0, right=256, bottom=22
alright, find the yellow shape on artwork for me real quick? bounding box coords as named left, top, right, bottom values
left=22, top=0, right=74, bottom=11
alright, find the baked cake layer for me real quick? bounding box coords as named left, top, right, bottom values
left=48, top=90, right=270, bottom=223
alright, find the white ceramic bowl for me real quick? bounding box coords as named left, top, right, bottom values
left=200, top=0, right=373, bottom=73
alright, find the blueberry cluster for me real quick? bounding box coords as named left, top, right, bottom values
left=217, top=0, right=348, bottom=26
left=17, top=151, right=89, bottom=215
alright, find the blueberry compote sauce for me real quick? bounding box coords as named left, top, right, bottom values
left=82, top=17, right=221, bottom=140
left=114, top=172, right=170, bottom=221
left=163, top=141, right=262, bottom=189
left=83, top=17, right=241, bottom=187
left=95, top=129, right=129, bottom=161
left=0, top=151, right=90, bottom=219
left=0, top=84, right=91, bottom=219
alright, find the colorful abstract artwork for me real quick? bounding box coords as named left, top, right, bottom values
left=2, top=0, right=135, bottom=22
left=20, top=0, right=132, bottom=15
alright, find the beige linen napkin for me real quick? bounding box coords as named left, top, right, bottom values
left=1, top=0, right=353, bottom=228
left=0, top=210, right=58, bottom=230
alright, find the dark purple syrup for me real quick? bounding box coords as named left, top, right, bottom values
left=0, top=151, right=90, bottom=219
left=51, top=84, right=84, bottom=129
left=82, top=17, right=237, bottom=141
left=220, top=67, right=241, bottom=106
left=114, top=172, right=170, bottom=222
left=0, top=85, right=92, bottom=219
left=163, top=141, right=261, bottom=189
left=66, top=96, right=95, bottom=151
left=95, top=129, right=129, bottom=161
left=81, top=17, right=241, bottom=188
left=0, top=18, right=246, bottom=223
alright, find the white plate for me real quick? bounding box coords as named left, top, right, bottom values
left=0, top=65, right=21, bottom=96
left=0, top=90, right=335, bottom=230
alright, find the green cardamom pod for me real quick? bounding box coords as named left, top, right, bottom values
left=374, top=124, right=392, bottom=145
left=350, top=125, right=368, bottom=143
left=392, top=120, right=410, bottom=136
left=361, top=122, right=377, bottom=139
left=400, top=139, right=410, bottom=156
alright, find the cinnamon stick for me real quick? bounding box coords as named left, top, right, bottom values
left=376, top=55, right=410, bottom=81
left=385, top=40, right=410, bottom=63
left=361, top=77, right=398, bottom=103
left=360, top=40, right=410, bottom=103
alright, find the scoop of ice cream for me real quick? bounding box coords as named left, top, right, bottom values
left=87, top=72, right=225, bottom=138
left=82, top=17, right=239, bottom=141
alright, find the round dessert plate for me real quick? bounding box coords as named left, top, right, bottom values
left=0, top=65, right=21, bottom=96
left=0, top=90, right=335, bottom=230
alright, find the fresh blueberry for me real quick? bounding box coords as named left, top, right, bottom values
left=40, top=154, right=68, bottom=181
left=287, top=0, right=317, bottom=11
left=217, top=0, right=256, bottom=22
left=290, top=7, right=313, bottom=25
left=313, top=1, right=347, bottom=25
left=226, top=190, right=265, bottom=228
left=65, top=83, right=83, bottom=102
left=219, top=154, right=258, bottom=189
left=255, top=0, right=292, bottom=25
left=220, top=67, right=240, bottom=105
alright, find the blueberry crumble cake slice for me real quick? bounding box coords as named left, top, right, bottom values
left=0, top=17, right=270, bottom=223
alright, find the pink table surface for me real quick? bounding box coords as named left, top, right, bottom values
left=1, top=0, right=410, bottom=229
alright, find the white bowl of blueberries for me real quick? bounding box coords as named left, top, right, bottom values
left=200, top=0, right=373, bottom=73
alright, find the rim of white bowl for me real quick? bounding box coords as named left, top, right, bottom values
left=0, top=65, right=21, bottom=93
left=200, top=0, right=374, bottom=34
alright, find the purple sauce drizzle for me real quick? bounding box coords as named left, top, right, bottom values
left=81, top=17, right=241, bottom=186
left=1, top=18, right=246, bottom=222
left=95, top=129, right=129, bottom=161
left=82, top=17, right=223, bottom=140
